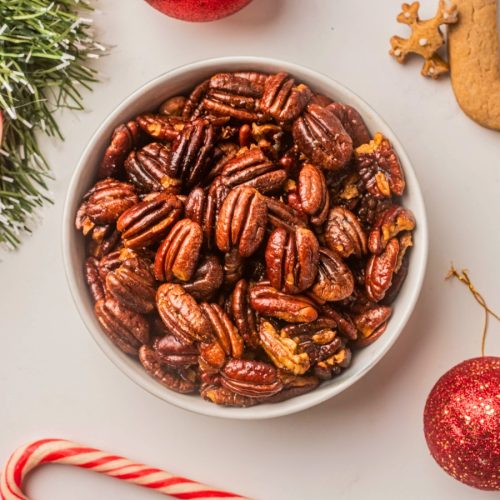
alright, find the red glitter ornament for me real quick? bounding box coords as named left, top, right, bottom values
left=424, top=356, right=500, bottom=490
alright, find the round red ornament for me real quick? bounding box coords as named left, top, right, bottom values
left=424, top=356, right=500, bottom=490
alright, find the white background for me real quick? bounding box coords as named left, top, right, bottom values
left=1, top=1, right=499, bottom=499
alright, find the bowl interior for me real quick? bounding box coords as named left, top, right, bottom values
left=63, top=57, right=428, bottom=419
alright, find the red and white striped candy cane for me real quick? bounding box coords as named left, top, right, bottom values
left=0, top=439, right=248, bottom=500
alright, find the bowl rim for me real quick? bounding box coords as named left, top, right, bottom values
left=62, top=56, right=428, bottom=420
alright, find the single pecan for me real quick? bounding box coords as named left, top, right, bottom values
left=125, top=143, right=180, bottom=193
left=325, top=207, right=367, bottom=258
left=260, top=72, right=312, bottom=124
left=182, top=254, right=223, bottom=302
left=368, top=205, right=416, bottom=254
left=266, top=196, right=307, bottom=231
left=353, top=305, right=392, bottom=347
left=117, top=192, right=183, bottom=249
left=383, top=252, right=410, bottom=305
left=326, top=103, right=371, bottom=148
left=201, top=384, right=259, bottom=407
left=152, top=335, right=199, bottom=367
left=154, top=218, right=203, bottom=282
left=265, top=227, right=319, bottom=294
left=319, top=304, right=358, bottom=340
left=311, top=248, right=355, bottom=302
left=215, top=186, right=267, bottom=258
left=222, top=248, right=246, bottom=290
left=98, top=247, right=140, bottom=282
left=95, top=298, right=149, bottom=355
left=232, top=71, right=269, bottom=91
left=365, top=238, right=399, bottom=302
left=230, top=279, right=259, bottom=348
left=293, top=104, right=353, bottom=170
left=84, top=257, right=105, bottom=302
left=249, top=283, right=318, bottom=323
left=139, top=345, right=197, bottom=394
left=199, top=341, right=227, bottom=372
left=296, top=163, right=329, bottom=225
left=86, top=224, right=121, bottom=259
left=355, top=133, right=405, bottom=198
left=182, top=79, right=210, bottom=120
left=264, top=373, right=319, bottom=403
left=314, top=345, right=352, bottom=380
left=105, top=255, right=156, bottom=314
left=159, top=95, right=187, bottom=117
left=136, top=113, right=185, bottom=142
left=97, top=121, right=144, bottom=179
left=221, top=148, right=287, bottom=194
left=156, top=283, right=213, bottom=344
left=221, top=359, right=283, bottom=398
left=258, top=320, right=310, bottom=375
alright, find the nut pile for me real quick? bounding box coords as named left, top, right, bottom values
left=76, top=70, right=416, bottom=407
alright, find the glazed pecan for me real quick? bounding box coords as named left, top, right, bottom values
left=105, top=255, right=156, bottom=314
left=325, top=207, right=367, bottom=259
left=368, top=205, right=416, bottom=254
left=221, top=359, right=283, bottom=398
left=182, top=79, right=210, bottom=120
left=250, top=283, right=318, bottom=323
left=159, top=95, right=187, bottom=117
left=221, top=147, right=287, bottom=194
left=84, top=257, right=105, bottom=303
left=182, top=254, right=223, bottom=302
left=117, top=192, right=183, bottom=249
left=95, top=298, right=149, bottom=355
left=97, top=121, right=144, bottom=179
left=266, top=196, right=307, bottom=231
left=260, top=72, right=312, bottom=124
left=215, top=186, right=267, bottom=258
left=296, top=163, right=329, bottom=225
left=365, top=238, right=399, bottom=302
left=156, top=283, right=213, bottom=344
left=311, top=248, right=354, bottom=302
left=97, top=248, right=140, bottom=282
left=154, top=218, right=203, bottom=282
left=326, top=103, right=371, bottom=148
left=355, top=133, right=405, bottom=198
left=139, top=345, right=197, bottom=394
left=136, top=113, right=185, bottom=142
left=293, top=104, right=353, bottom=170
left=201, top=384, right=259, bottom=407
left=353, top=306, right=392, bottom=347
left=258, top=320, right=310, bottom=375
left=309, top=94, right=333, bottom=107
left=125, top=143, right=180, bottom=193
left=230, top=279, right=259, bottom=348
left=265, top=373, right=319, bottom=403
left=223, top=248, right=246, bottom=290
left=232, top=71, right=269, bottom=91
left=265, top=227, right=319, bottom=294
left=314, top=345, right=352, bottom=380
left=320, top=304, right=358, bottom=340
left=152, top=335, right=199, bottom=367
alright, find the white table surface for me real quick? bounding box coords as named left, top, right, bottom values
left=1, top=1, right=499, bottom=498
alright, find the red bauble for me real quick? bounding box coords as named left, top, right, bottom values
left=424, top=357, right=500, bottom=490
left=145, top=0, right=252, bottom=22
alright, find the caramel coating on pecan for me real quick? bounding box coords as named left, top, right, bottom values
left=365, top=238, right=400, bottom=302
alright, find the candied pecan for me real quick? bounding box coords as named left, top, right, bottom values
left=86, top=224, right=121, bottom=259
left=136, top=113, right=185, bottom=142
left=325, top=207, right=367, bottom=258
left=357, top=193, right=393, bottom=230
left=260, top=72, right=312, bottom=124
left=266, top=196, right=307, bottom=231
left=182, top=79, right=209, bottom=120
left=249, top=283, right=318, bottom=323
left=230, top=279, right=259, bottom=348
left=167, top=118, right=216, bottom=189
left=156, top=283, right=213, bottom=344
left=311, top=248, right=354, bottom=302
left=199, top=341, right=227, bottom=372
left=153, top=335, right=199, bottom=367
left=84, top=257, right=105, bottom=302
left=309, top=94, right=333, bottom=107
left=105, top=255, right=156, bottom=314
left=355, top=133, right=405, bottom=198
left=223, top=248, right=246, bottom=289
left=258, top=320, right=310, bottom=375
left=232, top=71, right=269, bottom=91
left=221, top=148, right=287, bottom=194
left=319, top=304, right=358, bottom=340
left=209, top=142, right=240, bottom=181
left=117, top=192, right=183, bottom=249
left=296, top=163, right=329, bottom=225
left=326, top=103, right=371, bottom=148
left=95, top=298, right=149, bottom=355
left=293, top=104, right=353, bottom=170
left=265, top=373, right=319, bottom=403
left=139, top=345, right=197, bottom=394
left=183, top=254, right=223, bottom=302
left=159, top=95, right=187, bottom=117
left=353, top=306, right=392, bottom=347
left=201, top=384, right=259, bottom=407
left=365, top=238, right=399, bottom=302
left=125, top=143, right=180, bottom=193
left=383, top=253, right=410, bottom=305
left=314, top=345, right=352, bottom=380
left=265, top=227, right=319, bottom=294
left=395, top=231, right=413, bottom=273
left=97, top=121, right=144, bottom=179
left=221, top=359, right=283, bottom=398
left=215, top=186, right=267, bottom=258
left=154, top=218, right=203, bottom=282
left=97, top=248, right=139, bottom=282
left=368, top=205, right=416, bottom=254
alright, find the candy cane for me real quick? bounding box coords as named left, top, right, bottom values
left=0, top=439, right=247, bottom=500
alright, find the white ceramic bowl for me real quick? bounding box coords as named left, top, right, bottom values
left=63, top=57, right=428, bottom=419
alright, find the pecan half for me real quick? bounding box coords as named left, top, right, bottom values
left=265, top=227, right=319, bottom=294
left=326, top=103, right=371, bottom=148
left=311, top=248, right=354, bottom=302
left=265, top=373, right=319, bottom=403
left=95, top=298, right=149, bottom=355
left=153, top=335, right=199, bottom=367
left=159, top=96, right=187, bottom=117
left=266, top=196, right=307, bottom=231
left=355, top=133, right=405, bottom=198
left=250, top=283, right=318, bottom=323
left=353, top=306, right=392, bottom=347
left=86, top=224, right=121, bottom=259
left=215, top=186, right=267, bottom=258
left=156, top=283, right=213, bottom=344
left=136, top=113, right=185, bottom=142
left=117, top=192, right=183, bottom=249
left=325, top=207, right=367, bottom=258
left=293, top=104, right=353, bottom=170
left=84, top=257, right=105, bottom=302
left=182, top=79, right=210, bottom=120
left=314, top=345, right=352, bottom=380
left=223, top=248, right=246, bottom=290
left=296, top=163, right=329, bottom=225
left=320, top=304, right=358, bottom=340
left=201, top=384, right=259, bottom=407
left=365, top=238, right=399, bottom=302
left=183, top=254, right=223, bottom=302
left=154, top=218, right=203, bottom=282
left=260, top=72, right=312, bottom=124
left=230, top=279, right=259, bottom=348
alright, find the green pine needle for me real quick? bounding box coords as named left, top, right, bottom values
left=0, top=0, right=104, bottom=249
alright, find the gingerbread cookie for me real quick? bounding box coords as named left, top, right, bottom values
left=448, top=0, right=500, bottom=130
